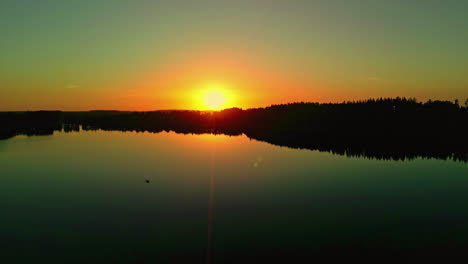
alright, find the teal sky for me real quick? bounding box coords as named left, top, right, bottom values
left=1, top=0, right=467, bottom=110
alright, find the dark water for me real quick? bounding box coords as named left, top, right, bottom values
left=1, top=130, right=467, bottom=262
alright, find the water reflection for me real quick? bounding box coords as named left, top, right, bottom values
left=206, top=141, right=216, bottom=264
left=1, top=102, right=467, bottom=162
left=2, top=124, right=467, bottom=163
left=0, top=130, right=468, bottom=262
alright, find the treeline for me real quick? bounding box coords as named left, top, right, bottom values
left=0, top=111, right=63, bottom=140
left=1, top=98, right=467, bottom=161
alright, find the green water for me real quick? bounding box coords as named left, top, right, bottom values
left=0, top=130, right=467, bottom=262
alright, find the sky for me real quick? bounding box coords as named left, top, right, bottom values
left=1, top=0, right=467, bottom=110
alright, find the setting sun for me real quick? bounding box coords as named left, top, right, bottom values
left=204, top=90, right=226, bottom=110
left=194, top=83, right=235, bottom=110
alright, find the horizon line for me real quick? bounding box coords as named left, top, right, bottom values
left=1, top=97, right=465, bottom=112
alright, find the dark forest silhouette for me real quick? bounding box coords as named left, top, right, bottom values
left=1, top=98, right=467, bottom=162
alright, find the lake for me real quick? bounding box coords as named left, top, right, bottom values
left=1, top=130, right=467, bottom=262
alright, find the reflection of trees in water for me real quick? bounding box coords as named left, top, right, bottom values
left=1, top=98, right=467, bottom=162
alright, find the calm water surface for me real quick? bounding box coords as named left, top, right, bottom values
left=1, top=130, right=467, bottom=262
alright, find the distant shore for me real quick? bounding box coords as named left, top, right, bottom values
left=1, top=98, right=467, bottom=161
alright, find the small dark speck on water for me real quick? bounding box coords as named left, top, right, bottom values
left=145, top=179, right=150, bottom=183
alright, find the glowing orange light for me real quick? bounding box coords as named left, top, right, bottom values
left=204, top=90, right=226, bottom=110
left=196, top=83, right=234, bottom=110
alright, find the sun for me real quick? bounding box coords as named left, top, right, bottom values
left=197, top=83, right=233, bottom=110
left=204, top=90, right=226, bottom=110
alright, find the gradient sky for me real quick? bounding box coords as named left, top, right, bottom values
left=1, top=0, right=467, bottom=110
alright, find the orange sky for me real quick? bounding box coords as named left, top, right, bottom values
left=1, top=1, right=467, bottom=111
left=111, top=50, right=340, bottom=111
